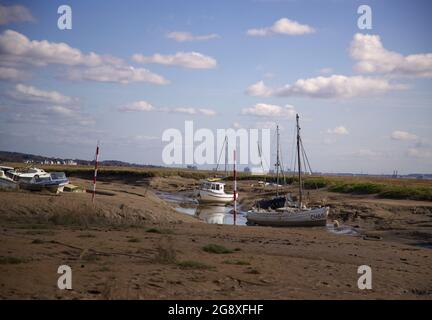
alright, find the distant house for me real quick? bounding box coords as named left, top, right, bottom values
left=244, top=167, right=251, bottom=173
left=187, top=165, right=197, bottom=170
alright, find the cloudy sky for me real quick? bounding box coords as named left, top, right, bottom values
left=0, top=0, right=431, bottom=174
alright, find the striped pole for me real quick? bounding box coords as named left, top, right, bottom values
left=92, top=141, right=100, bottom=203
left=233, top=149, right=237, bottom=226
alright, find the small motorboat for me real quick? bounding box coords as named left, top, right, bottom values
left=18, top=175, right=62, bottom=194
left=197, top=180, right=237, bottom=204
left=6, top=167, right=51, bottom=182
left=49, top=172, right=69, bottom=192
left=0, top=170, right=17, bottom=190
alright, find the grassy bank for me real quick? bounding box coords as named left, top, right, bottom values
left=4, top=162, right=432, bottom=201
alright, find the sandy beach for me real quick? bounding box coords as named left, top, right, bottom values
left=1, top=175, right=431, bottom=300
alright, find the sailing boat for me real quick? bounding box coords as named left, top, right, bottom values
left=246, top=114, right=329, bottom=227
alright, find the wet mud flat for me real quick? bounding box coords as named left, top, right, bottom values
left=0, top=176, right=431, bottom=299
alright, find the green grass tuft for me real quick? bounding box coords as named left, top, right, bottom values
left=203, top=244, right=234, bottom=254
left=0, top=256, right=30, bottom=264
left=223, top=259, right=250, bottom=265
left=146, top=228, right=174, bottom=234
left=176, top=260, right=213, bottom=270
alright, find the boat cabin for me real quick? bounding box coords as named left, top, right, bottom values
left=200, top=181, right=226, bottom=194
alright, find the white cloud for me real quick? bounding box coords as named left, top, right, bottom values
left=246, top=80, right=273, bottom=97
left=0, top=30, right=167, bottom=85
left=351, top=149, right=380, bottom=157
left=246, top=75, right=401, bottom=99
left=247, top=18, right=315, bottom=37
left=65, top=65, right=168, bottom=85
left=253, top=121, right=280, bottom=130
left=0, top=67, right=29, bottom=81
left=0, top=29, right=109, bottom=67
left=391, top=130, right=418, bottom=141
left=241, top=103, right=296, bottom=118
left=350, top=33, right=432, bottom=77
left=132, top=52, right=217, bottom=69
left=197, top=108, right=217, bottom=116
left=232, top=122, right=242, bottom=129
left=48, top=105, right=75, bottom=117
left=406, top=148, right=432, bottom=158
left=118, top=101, right=216, bottom=116
left=319, top=67, right=333, bottom=74
left=165, top=107, right=217, bottom=116
left=130, top=135, right=159, bottom=142
left=9, top=83, right=75, bottom=105
left=0, top=4, right=35, bottom=25
left=327, top=126, right=349, bottom=135
left=2, top=83, right=95, bottom=127
left=119, top=101, right=155, bottom=112
left=166, top=31, right=219, bottom=42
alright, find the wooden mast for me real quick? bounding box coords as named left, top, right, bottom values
left=275, top=125, right=280, bottom=195
left=296, top=114, right=302, bottom=208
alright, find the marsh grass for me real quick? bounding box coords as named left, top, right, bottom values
left=176, top=260, right=214, bottom=270
left=203, top=244, right=234, bottom=254
left=79, top=249, right=99, bottom=262
left=0, top=256, right=31, bottom=264
left=6, top=162, right=431, bottom=201
left=223, top=259, right=250, bottom=265
left=24, top=230, right=55, bottom=236
left=146, top=228, right=174, bottom=234
left=31, top=239, right=45, bottom=244
left=77, top=233, right=96, bottom=238
left=154, top=239, right=177, bottom=264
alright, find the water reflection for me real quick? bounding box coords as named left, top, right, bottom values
left=197, top=205, right=247, bottom=225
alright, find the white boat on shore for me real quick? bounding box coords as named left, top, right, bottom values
left=247, top=206, right=328, bottom=227
left=246, top=114, right=329, bottom=227
left=197, top=180, right=237, bottom=204
left=6, top=167, right=69, bottom=193
left=6, top=167, right=51, bottom=182
left=0, top=170, right=17, bottom=190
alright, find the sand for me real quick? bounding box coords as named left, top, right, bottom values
left=0, top=176, right=431, bottom=299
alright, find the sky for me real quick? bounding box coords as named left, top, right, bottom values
left=0, top=0, right=431, bottom=174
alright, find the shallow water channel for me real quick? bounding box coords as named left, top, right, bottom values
left=156, top=191, right=359, bottom=236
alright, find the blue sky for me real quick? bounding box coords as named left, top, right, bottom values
left=0, top=0, right=431, bottom=174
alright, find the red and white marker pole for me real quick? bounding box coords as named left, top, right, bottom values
left=92, top=141, right=100, bottom=203
left=233, top=149, right=237, bottom=226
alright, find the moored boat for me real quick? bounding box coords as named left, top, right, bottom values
left=0, top=170, right=17, bottom=190
left=246, top=114, right=329, bottom=227
left=247, top=206, right=328, bottom=227
left=197, top=180, right=237, bottom=204
left=6, top=167, right=51, bottom=182
left=49, top=172, right=69, bottom=192
left=18, top=175, right=62, bottom=194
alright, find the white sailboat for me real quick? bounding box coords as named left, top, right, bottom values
left=247, top=114, right=329, bottom=227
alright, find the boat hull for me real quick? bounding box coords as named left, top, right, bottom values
left=246, top=207, right=329, bottom=227
left=198, top=190, right=236, bottom=204
left=0, top=178, right=17, bottom=190
left=19, top=182, right=61, bottom=194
